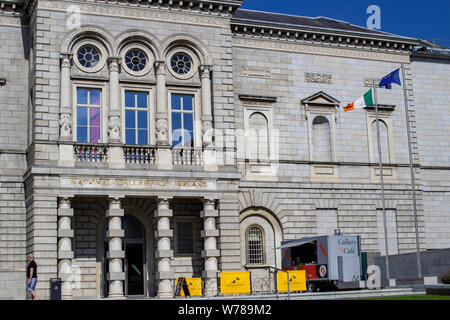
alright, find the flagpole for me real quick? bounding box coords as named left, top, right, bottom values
left=372, top=80, right=391, bottom=283
left=401, top=64, right=422, bottom=278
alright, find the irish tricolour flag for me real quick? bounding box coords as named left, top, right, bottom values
left=344, top=89, right=374, bottom=112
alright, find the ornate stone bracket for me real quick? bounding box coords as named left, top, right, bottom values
left=202, top=120, right=214, bottom=148
left=59, top=113, right=72, bottom=140
left=108, top=116, right=121, bottom=143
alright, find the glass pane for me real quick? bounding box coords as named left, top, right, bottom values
left=90, top=89, right=101, bottom=105
left=183, top=113, right=194, bottom=147
left=90, top=126, right=100, bottom=143
left=171, top=112, right=182, bottom=146
left=137, top=92, right=148, bottom=109
left=125, top=110, right=135, bottom=129
left=77, top=126, right=87, bottom=143
left=138, top=129, right=148, bottom=145
left=125, top=91, right=135, bottom=108
left=77, top=88, right=88, bottom=105
left=77, top=107, right=88, bottom=126
left=126, top=129, right=136, bottom=145
left=183, top=95, right=193, bottom=111
left=137, top=111, right=148, bottom=129
left=90, top=108, right=100, bottom=127
left=171, top=94, right=181, bottom=110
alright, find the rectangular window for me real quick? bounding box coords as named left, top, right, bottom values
left=76, top=88, right=101, bottom=143
left=125, top=91, right=149, bottom=145
left=176, top=222, right=194, bottom=255
left=171, top=94, right=194, bottom=147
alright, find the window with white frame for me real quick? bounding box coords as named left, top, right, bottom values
left=76, top=88, right=101, bottom=143
left=171, top=94, right=194, bottom=147
left=124, top=91, right=149, bottom=145
left=176, top=222, right=194, bottom=255
left=247, top=225, right=264, bottom=265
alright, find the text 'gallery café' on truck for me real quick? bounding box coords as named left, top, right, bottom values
left=0, top=0, right=449, bottom=299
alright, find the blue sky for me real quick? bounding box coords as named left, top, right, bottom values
left=240, top=0, right=450, bottom=46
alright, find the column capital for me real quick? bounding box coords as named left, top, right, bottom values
left=157, top=197, right=171, bottom=206
left=107, top=197, right=124, bottom=217
left=200, top=64, right=213, bottom=78
left=108, top=57, right=121, bottom=71
left=60, top=53, right=73, bottom=68
left=155, top=61, right=166, bottom=75
left=202, top=198, right=216, bottom=206
left=58, top=197, right=73, bottom=216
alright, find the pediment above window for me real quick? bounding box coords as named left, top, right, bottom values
left=302, top=91, right=339, bottom=119
left=301, top=91, right=340, bottom=108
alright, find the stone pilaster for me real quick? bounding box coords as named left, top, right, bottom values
left=200, top=65, right=217, bottom=171
left=201, top=199, right=220, bottom=296
left=59, top=54, right=75, bottom=167
left=154, top=61, right=173, bottom=169
left=108, top=57, right=121, bottom=143
left=59, top=53, right=72, bottom=140
left=57, top=198, right=74, bottom=300
left=106, top=198, right=125, bottom=299
left=154, top=198, right=174, bottom=298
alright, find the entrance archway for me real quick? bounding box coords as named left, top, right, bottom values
left=103, top=214, right=146, bottom=296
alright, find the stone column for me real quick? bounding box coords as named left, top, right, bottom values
left=154, top=198, right=174, bottom=298
left=201, top=199, right=220, bottom=296
left=154, top=61, right=173, bottom=170
left=106, top=198, right=125, bottom=298
left=59, top=54, right=75, bottom=166
left=57, top=197, right=74, bottom=300
left=107, top=57, right=125, bottom=168
left=200, top=65, right=217, bottom=171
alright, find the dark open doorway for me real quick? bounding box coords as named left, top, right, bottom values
left=103, top=214, right=146, bottom=297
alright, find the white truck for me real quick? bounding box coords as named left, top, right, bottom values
left=279, top=234, right=362, bottom=292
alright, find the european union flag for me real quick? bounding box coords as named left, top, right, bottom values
left=379, top=68, right=401, bottom=89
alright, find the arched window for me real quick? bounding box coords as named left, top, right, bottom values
left=248, top=112, right=269, bottom=162
left=371, top=120, right=390, bottom=164
left=312, top=115, right=332, bottom=161
left=247, top=225, right=264, bottom=265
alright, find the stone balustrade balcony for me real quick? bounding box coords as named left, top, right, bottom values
left=67, top=143, right=214, bottom=169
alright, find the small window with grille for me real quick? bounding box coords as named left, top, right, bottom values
left=247, top=225, right=264, bottom=265
left=176, top=222, right=194, bottom=255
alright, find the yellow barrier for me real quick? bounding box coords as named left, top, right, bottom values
left=220, top=272, right=251, bottom=295
left=277, top=270, right=307, bottom=292
left=176, top=277, right=203, bottom=296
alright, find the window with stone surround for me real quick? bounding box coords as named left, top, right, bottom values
left=76, top=88, right=102, bottom=143
left=124, top=91, right=150, bottom=145
left=302, top=92, right=339, bottom=162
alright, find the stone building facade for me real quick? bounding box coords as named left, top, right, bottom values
left=0, top=0, right=449, bottom=299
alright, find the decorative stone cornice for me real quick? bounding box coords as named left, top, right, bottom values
left=231, top=21, right=419, bottom=56
left=233, top=37, right=411, bottom=63
left=24, top=0, right=241, bottom=27
left=238, top=94, right=277, bottom=107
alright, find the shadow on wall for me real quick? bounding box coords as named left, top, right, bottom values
left=374, top=248, right=450, bottom=283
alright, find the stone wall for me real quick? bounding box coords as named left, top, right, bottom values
left=0, top=18, right=30, bottom=299
left=412, top=56, right=450, bottom=250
